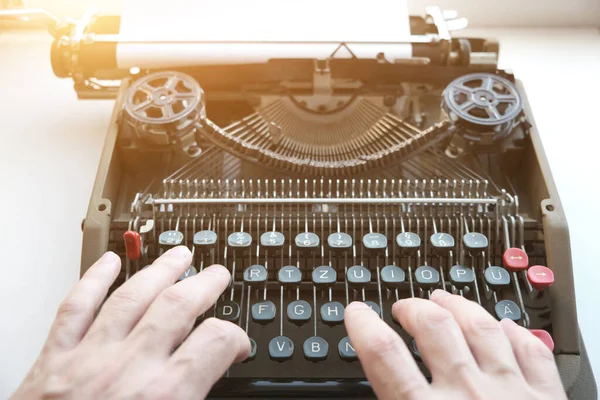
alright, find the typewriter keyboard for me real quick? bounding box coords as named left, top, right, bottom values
left=113, top=178, right=555, bottom=386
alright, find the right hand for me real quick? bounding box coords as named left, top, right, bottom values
left=344, top=290, right=566, bottom=400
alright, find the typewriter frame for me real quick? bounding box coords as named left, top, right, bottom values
left=78, top=63, right=596, bottom=398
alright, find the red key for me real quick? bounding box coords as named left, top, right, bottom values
left=502, top=248, right=528, bottom=272
left=529, top=329, right=555, bottom=352
left=123, top=230, right=142, bottom=260
left=527, top=265, right=554, bottom=290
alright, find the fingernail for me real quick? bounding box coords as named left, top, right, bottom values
left=99, top=251, right=119, bottom=263
left=346, top=301, right=370, bottom=312
left=431, top=289, right=451, bottom=300
left=168, top=246, right=191, bottom=259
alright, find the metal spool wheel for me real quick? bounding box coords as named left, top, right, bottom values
left=442, top=73, right=522, bottom=139
left=124, top=71, right=205, bottom=142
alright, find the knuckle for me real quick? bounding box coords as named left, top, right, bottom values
left=201, top=318, right=239, bottom=346
left=362, top=331, right=400, bottom=359
left=413, top=306, right=453, bottom=330
left=465, top=315, right=503, bottom=337
left=136, top=321, right=163, bottom=339
left=108, top=288, right=140, bottom=310
left=56, top=297, right=87, bottom=319
left=159, top=287, right=194, bottom=309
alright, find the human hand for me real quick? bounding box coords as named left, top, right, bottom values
left=344, top=290, right=566, bottom=400
left=12, top=246, right=250, bottom=399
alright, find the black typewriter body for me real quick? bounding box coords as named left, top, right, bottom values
left=18, top=7, right=593, bottom=399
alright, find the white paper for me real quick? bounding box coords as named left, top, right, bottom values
left=116, top=0, right=411, bottom=68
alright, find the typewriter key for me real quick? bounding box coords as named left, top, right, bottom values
left=123, top=230, right=142, bottom=260
left=228, top=232, right=252, bottom=249
left=381, top=265, right=405, bottom=288
left=415, top=265, right=440, bottom=287
left=320, top=301, right=344, bottom=324
left=295, top=232, right=320, bottom=252
left=312, top=266, right=337, bottom=286
left=409, top=338, right=422, bottom=362
left=396, top=232, right=421, bottom=254
left=244, top=265, right=268, bottom=286
left=362, top=233, right=387, bottom=253
left=503, top=248, right=529, bottom=272
left=252, top=300, right=276, bottom=322
left=260, top=231, right=285, bottom=249
left=495, top=299, right=521, bottom=321
left=245, top=338, right=257, bottom=361
left=278, top=265, right=302, bottom=286
left=430, top=232, right=455, bottom=254
left=484, top=266, right=511, bottom=288
left=364, top=301, right=381, bottom=317
left=449, top=265, right=475, bottom=286
left=215, top=300, right=240, bottom=322
left=338, top=337, right=357, bottom=361
left=269, top=336, right=294, bottom=361
left=346, top=265, right=371, bottom=287
left=327, top=232, right=352, bottom=252
left=158, top=230, right=184, bottom=249
left=463, top=232, right=489, bottom=256
left=287, top=300, right=312, bottom=323
left=177, top=266, right=197, bottom=281
left=303, top=336, right=329, bottom=361
left=527, top=265, right=554, bottom=290
left=529, top=329, right=554, bottom=351
left=193, top=230, right=217, bottom=254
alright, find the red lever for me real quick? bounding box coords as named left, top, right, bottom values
left=527, top=265, right=554, bottom=290
left=123, top=230, right=142, bottom=260
left=502, top=248, right=529, bottom=272
left=529, top=329, right=554, bottom=352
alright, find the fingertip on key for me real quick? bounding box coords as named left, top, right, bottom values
left=345, top=301, right=371, bottom=313
left=430, top=289, right=451, bottom=300
left=203, top=264, right=231, bottom=277
left=167, top=245, right=192, bottom=259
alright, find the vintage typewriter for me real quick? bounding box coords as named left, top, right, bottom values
left=3, top=2, right=596, bottom=398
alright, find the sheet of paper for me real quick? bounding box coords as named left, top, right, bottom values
left=116, top=0, right=411, bottom=68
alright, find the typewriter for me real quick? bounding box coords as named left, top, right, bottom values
left=3, top=2, right=596, bottom=398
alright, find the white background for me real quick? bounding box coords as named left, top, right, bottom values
left=0, top=1, right=599, bottom=397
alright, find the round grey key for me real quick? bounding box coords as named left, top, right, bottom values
left=269, top=335, right=294, bottom=360
left=295, top=232, right=320, bottom=249
left=320, top=301, right=344, bottom=324
left=287, top=300, right=312, bottom=322
left=244, top=265, right=268, bottom=285
left=303, top=336, right=329, bottom=361
left=364, top=301, right=381, bottom=317
left=327, top=232, right=352, bottom=251
left=485, top=266, right=511, bottom=287
left=338, top=336, right=357, bottom=361
left=193, top=230, right=217, bottom=250
left=346, top=265, right=371, bottom=287
left=246, top=338, right=257, bottom=361
left=430, top=232, right=455, bottom=254
left=228, top=231, right=252, bottom=248
left=215, top=300, right=240, bottom=322
left=252, top=300, right=276, bottom=322
left=177, top=266, right=197, bottom=281
left=396, top=232, right=421, bottom=254
left=381, top=265, right=405, bottom=288
left=312, top=265, right=336, bottom=286
left=449, top=265, right=475, bottom=286
left=278, top=265, right=302, bottom=285
left=260, top=231, right=285, bottom=248
left=362, top=233, right=387, bottom=252
left=409, top=338, right=422, bottom=362
left=159, top=230, right=184, bottom=247
left=495, top=299, right=522, bottom=321
left=463, top=232, right=489, bottom=255
left=415, top=265, right=440, bottom=287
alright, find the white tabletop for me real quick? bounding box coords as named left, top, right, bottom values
left=0, top=28, right=598, bottom=396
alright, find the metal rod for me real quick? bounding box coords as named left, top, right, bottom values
left=153, top=197, right=498, bottom=205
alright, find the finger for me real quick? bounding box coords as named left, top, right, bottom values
left=344, top=302, right=431, bottom=400
left=500, top=319, right=565, bottom=395
left=84, top=246, right=192, bottom=343
left=392, top=297, right=481, bottom=385
left=126, top=264, right=231, bottom=354
left=430, top=290, right=522, bottom=377
left=46, top=252, right=121, bottom=351
left=149, top=318, right=250, bottom=399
